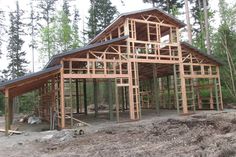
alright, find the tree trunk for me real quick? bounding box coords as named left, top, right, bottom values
left=203, top=0, right=211, bottom=54
left=184, top=0, right=192, bottom=44
left=197, top=0, right=205, bottom=49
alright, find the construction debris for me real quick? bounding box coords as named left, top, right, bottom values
left=0, top=129, right=22, bottom=134
left=28, top=116, right=42, bottom=125
left=1, top=112, right=236, bottom=156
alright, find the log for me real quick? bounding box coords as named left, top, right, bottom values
left=9, top=127, right=19, bottom=136
left=0, top=129, right=22, bottom=134
left=64, top=115, right=90, bottom=126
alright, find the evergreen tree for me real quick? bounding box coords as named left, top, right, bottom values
left=71, top=7, right=81, bottom=48
left=40, top=21, right=56, bottom=63
left=190, top=0, right=214, bottom=50
left=0, top=9, right=5, bottom=58
left=87, top=0, right=118, bottom=40
left=55, top=0, right=73, bottom=52
left=62, top=0, right=70, bottom=17
left=213, top=0, right=236, bottom=100
left=143, top=0, right=184, bottom=16
left=184, top=0, right=192, bottom=44
left=203, top=0, right=211, bottom=54
left=5, top=1, right=27, bottom=79
left=38, top=0, right=58, bottom=62
left=56, top=10, right=73, bottom=51
left=37, top=0, right=58, bottom=28
left=28, top=1, right=39, bottom=72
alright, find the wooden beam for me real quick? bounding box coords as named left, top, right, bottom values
left=108, top=79, right=113, bottom=120
left=179, top=63, right=188, bottom=114
left=75, top=79, right=79, bottom=113
left=121, top=87, right=125, bottom=112
left=214, top=78, right=220, bottom=111
left=93, top=79, right=98, bottom=118
left=4, top=88, right=9, bottom=136
left=115, top=79, right=119, bottom=122
left=64, top=74, right=129, bottom=79
left=167, top=76, right=171, bottom=109
left=9, top=97, right=13, bottom=126
left=153, top=64, right=160, bottom=114
left=83, top=79, right=88, bottom=115
left=173, top=64, right=179, bottom=114
left=69, top=77, right=73, bottom=128
left=60, top=61, right=65, bottom=128
left=217, top=67, right=223, bottom=110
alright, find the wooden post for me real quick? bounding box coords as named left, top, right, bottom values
left=173, top=64, right=180, bottom=114
left=9, top=97, right=13, bottom=126
left=69, top=78, right=73, bottom=128
left=108, top=79, right=113, bottom=120
left=153, top=64, right=160, bottom=114
left=69, top=61, right=73, bottom=127
left=179, top=63, right=188, bottom=114
left=190, top=79, right=196, bottom=112
left=124, top=87, right=128, bottom=110
left=75, top=79, right=79, bottom=113
left=121, top=87, right=125, bottom=112
left=115, top=79, right=119, bottom=122
left=217, top=67, right=223, bottom=110
left=167, top=76, right=171, bottom=109
left=209, top=79, right=214, bottom=110
left=128, top=63, right=135, bottom=120
left=196, top=79, right=202, bottom=109
left=93, top=79, right=98, bottom=118
left=83, top=79, right=87, bottom=115
left=60, top=61, right=65, bottom=128
left=4, top=88, right=9, bottom=136
left=214, top=78, right=220, bottom=111
left=56, top=75, right=60, bottom=128
left=51, top=77, right=55, bottom=111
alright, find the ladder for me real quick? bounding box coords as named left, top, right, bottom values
left=214, top=77, right=222, bottom=110
left=173, top=64, right=196, bottom=114
left=131, top=62, right=140, bottom=119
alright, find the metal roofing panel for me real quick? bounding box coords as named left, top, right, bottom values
left=0, top=65, right=62, bottom=90
left=45, top=35, right=128, bottom=68
left=181, top=42, right=224, bottom=65
left=88, top=7, right=186, bottom=45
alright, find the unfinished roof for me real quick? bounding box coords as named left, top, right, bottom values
left=88, top=7, right=186, bottom=45
left=0, top=65, right=61, bottom=95
left=181, top=42, right=223, bottom=66
left=45, top=35, right=128, bottom=68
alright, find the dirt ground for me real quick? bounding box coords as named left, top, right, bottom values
left=1, top=110, right=236, bottom=157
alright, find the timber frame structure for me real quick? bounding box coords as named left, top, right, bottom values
left=0, top=8, right=223, bottom=134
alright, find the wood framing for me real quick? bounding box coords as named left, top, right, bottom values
left=0, top=8, right=224, bottom=132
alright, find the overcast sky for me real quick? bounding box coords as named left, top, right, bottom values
left=0, top=0, right=235, bottom=73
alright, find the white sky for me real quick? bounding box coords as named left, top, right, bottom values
left=0, top=0, right=235, bottom=73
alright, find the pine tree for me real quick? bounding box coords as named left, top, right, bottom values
left=87, top=0, right=118, bottom=40
left=184, top=0, right=192, bottom=44
left=56, top=10, right=73, bottom=51
left=0, top=9, right=5, bottom=58
left=55, top=0, right=73, bottom=52
left=62, top=0, right=70, bottom=17
left=40, top=21, right=56, bottom=63
left=203, top=0, right=211, bottom=54
left=37, top=0, right=58, bottom=28
left=143, top=0, right=184, bottom=16
left=190, top=0, right=213, bottom=50
left=5, top=1, right=27, bottom=79
left=38, top=0, right=58, bottom=62
left=28, top=1, right=39, bottom=72
left=71, top=7, right=81, bottom=48
left=213, top=0, right=236, bottom=100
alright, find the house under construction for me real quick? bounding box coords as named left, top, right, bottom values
left=0, top=8, right=223, bottom=134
